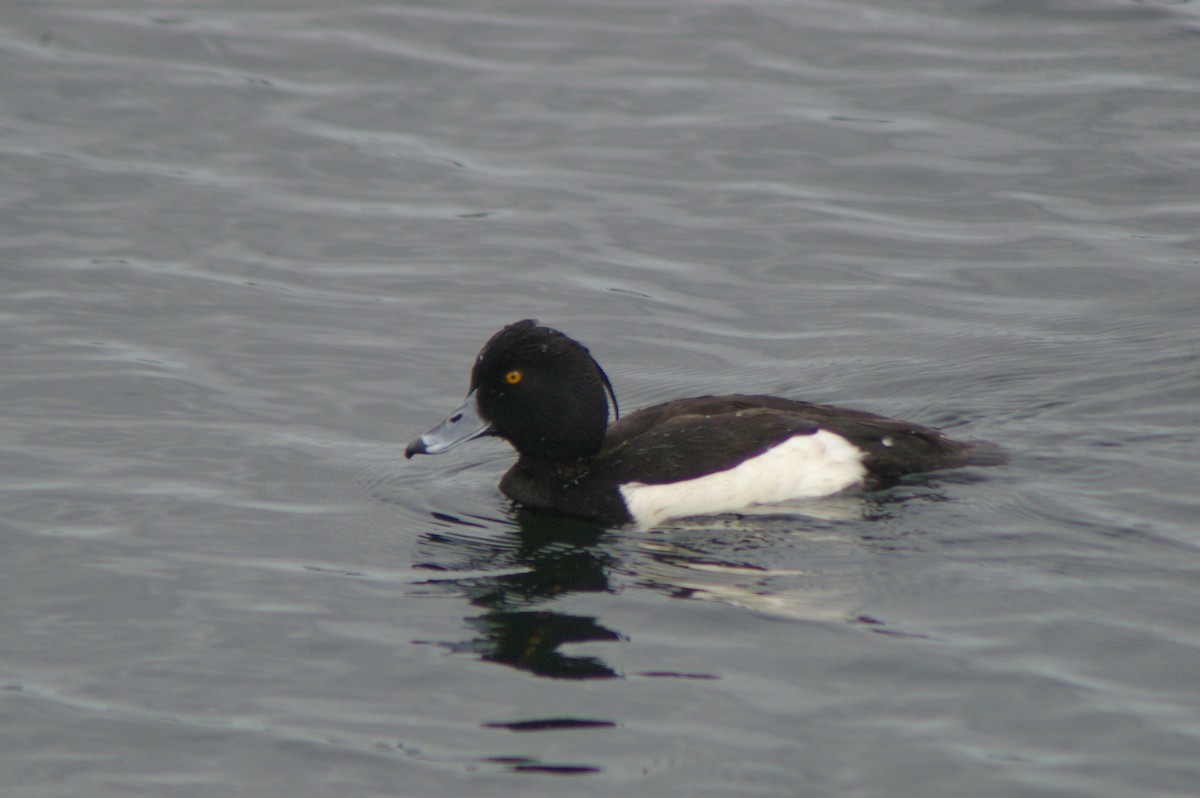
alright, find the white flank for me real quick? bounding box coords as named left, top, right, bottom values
left=618, top=430, right=868, bottom=527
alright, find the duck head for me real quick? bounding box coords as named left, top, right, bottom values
left=405, top=319, right=619, bottom=462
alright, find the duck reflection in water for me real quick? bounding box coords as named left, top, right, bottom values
left=413, top=509, right=624, bottom=680
left=409, top=491, right=941, bottom=680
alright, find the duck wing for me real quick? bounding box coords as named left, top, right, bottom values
left=599, top=394, right=978, bottom=487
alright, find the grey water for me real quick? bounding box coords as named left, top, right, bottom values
left=2, top=1, right=1199, bottom=795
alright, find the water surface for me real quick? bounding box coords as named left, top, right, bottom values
left=2, top=1, right=1199, bottom=795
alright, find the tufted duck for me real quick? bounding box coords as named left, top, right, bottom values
left=406, top=320, right=994, bottom=526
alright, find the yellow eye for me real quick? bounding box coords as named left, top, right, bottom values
left=505, top=369, right=523, bottom=385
